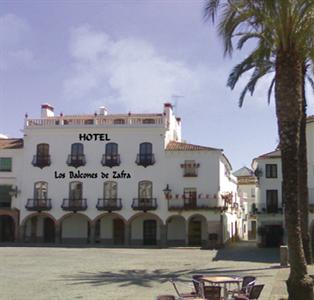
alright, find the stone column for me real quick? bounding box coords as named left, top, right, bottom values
left=160, top=224, right=167, bottom=248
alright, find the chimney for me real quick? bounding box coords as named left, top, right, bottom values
left=99, top=106, right=108, bottom=116
left=41, top=103, right=54, bottom=118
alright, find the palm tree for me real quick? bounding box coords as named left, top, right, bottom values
left=226, top=54, right=313, bottom=265
left=205, top=1, right=314, bottom=299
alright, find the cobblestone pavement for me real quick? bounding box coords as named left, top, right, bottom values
left=0, top=242, right=312, bottom=300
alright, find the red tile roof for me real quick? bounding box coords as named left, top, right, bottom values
left=0, top=138, right=23, bottom=149
left=165, top=141, right=221, bottom=151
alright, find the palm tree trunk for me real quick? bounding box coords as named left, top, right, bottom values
left=275, top=49, right=313, bottom=300
left=299, top=67, right=312, bottom=264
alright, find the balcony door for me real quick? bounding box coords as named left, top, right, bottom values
left=69, top=182, right=83, bottom=200
left=184, top=188, right=197, bottom=208
left=138, top=181, right=152, bottom=206
left=143, top=220, right=157, bottom=245
left=266, top=190, right=278, bottom=213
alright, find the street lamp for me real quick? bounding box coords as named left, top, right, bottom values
left=163, top=184, right=172, bottom=200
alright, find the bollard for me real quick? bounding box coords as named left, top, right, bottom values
left=280, top=245, right=289, bottom=267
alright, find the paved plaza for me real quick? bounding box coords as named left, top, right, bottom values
left=0, top=242, right=312, bottom=300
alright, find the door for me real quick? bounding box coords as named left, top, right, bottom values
left=189, top=220, right=202, bottom=246
left=43, top=218, right=55, bottom=243
left=113, top=219, right=125, bottom=245
left=0, top=216, right=15, bottom=242
left=143, top=220, right=157, bottom=245
left=251, top=220, right=257, bottom=239
left=265, top=225, right=283, bottom=247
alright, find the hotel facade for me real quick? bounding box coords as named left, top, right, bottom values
left=0, top=103, right=243, bottom=248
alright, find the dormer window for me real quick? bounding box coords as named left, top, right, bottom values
left=181, top=160, right=199, bottom=177
left=67, top=143, right=86, bottom=168
left=32, top=143, right=51, bottom=168
left=101, top=143, right=120, bottom=167
left=136, top=142, right=155, bottom=167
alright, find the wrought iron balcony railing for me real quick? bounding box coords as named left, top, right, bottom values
left=96, top=198, right=122, bottom=212
left=66, top=154, right=86, bottom=168
left=132, top=198, right=157, bottom=211
left=61, top=199, right=87, bottom=212
left=25, top=198, right=52, bottom=211
left=168, top=197, right=221, bottom=211
left=32, top=155, right=51, bottom=168
left=101, top=154, right=121, bottom=167
left=135, top=154, right=155, bottom=167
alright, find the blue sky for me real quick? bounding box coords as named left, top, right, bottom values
left=1, top=0, right=313, bottom=171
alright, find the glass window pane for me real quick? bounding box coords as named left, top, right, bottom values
left=0, top=158, right=12, bottom=171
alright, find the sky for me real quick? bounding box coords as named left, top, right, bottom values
left=1, top=0, right=313, bottom=171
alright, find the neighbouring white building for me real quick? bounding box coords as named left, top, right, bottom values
left=233, top=167, right=257, bottom=241
left=0, top=103, right=242, bottom=248
left=252, top=115, right=314, bottom=247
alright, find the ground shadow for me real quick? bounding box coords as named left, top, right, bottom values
left=61, top=265, right=277, bottom=288
left=213, top=243, right=280, bottom=263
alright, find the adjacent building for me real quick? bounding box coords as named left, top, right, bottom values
left=252, top=115, right=314, bottom=247
left=0, top=103, right=242, bottom=248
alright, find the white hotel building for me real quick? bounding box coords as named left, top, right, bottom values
left=0, top=103, right=242, bottom=247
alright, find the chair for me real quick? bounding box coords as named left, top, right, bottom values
left=169, top=279, right=197, bottom=298
left=192, top=274, right=204, bottom=296
left=230, top=276, right=256, bottom=296
left=156, top=295, right=176, bottom=300
left=203, top=285, right=223, bottom=300
left=234, top=284, right=264, bottom=300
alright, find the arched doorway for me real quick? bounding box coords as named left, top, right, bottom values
left=60, top=213, right=90, bottom=244
left=128, top=213, right=163, bottom=246
left=23, top=214, right=56, bottom=243
left=166, top=215, right=186, bottom=246
left=0, top=215, right=15, bottom=242
left=94, top=213, right=126, bottom=245
left=188, top=215, right=207, bottom=247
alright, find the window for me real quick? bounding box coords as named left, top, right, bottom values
left=71, top=143, right=84, bottom=156
left=69, top=181, right=83, bottom=200
left=0, top=158, right=12, bottom=172
left=0, top=185, right=12, bottom=208
left=184, top=188, right=197, bottom=208
left=251, top=188, right=255, bottom=198
left=265, top=164, right=277, bottom=178
left=34, top=182, right=48, bottom=199
left=33, top=144, right=50, bottom=168
left=138, top=181, right=152, bottom=199
left=67, top=143, right=86, bottom=167
left=104, top=181, right=117, bottom=199
left=102, top=143, right=120, bottom=167
left=181, top=160, right=199, bottom=177
left=136, top=142, right=155, bottom=167
left=266, top=190, right=278, bottom=213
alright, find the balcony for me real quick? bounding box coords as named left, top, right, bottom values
left=96, top=198, right=122, bottom=212
left=101, top=154, right=121, bottom=167
left=61, top=199, right=87, bottom=212
left=25, top=199, right=52, bottom=211
left=66, top=154, right=86, bottom=168
left=132, top=198, right=157, bottom=211
left=168, top=197, right=222, bottom=211
left=258, top=206, right=283, bottom=214
left=32, top=155, right=51, bottom=168
left=136, top=154, right=155, bottom=167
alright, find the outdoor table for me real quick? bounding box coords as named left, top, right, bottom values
left=199, top=275, right=242, bottom=300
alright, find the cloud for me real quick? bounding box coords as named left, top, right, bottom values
left=0, top=14, right=34, bottom=70
left=64, top=25, right=201, bottom=112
